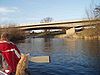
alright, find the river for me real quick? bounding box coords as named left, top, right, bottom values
left=17, top=37, right=100, bottom=75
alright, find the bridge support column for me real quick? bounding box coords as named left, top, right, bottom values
left=44, top=29, right=50, bottom=35
left=62, top=28, right=66, bottom=33
left=66, top=27, right=75, bottom=36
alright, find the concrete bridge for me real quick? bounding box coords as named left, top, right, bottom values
left=17, top=19, right=100, bottom=30
left=16, top=19, right=100, bottom=37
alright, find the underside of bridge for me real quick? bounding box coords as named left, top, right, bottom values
left=22, top=26, right=71, bottom=31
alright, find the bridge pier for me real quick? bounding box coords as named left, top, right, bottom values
left=44, top=29, right=50, bottom=35
left=66, top=27, right=75, bottom=36
left=62, top=28, right=66, bottom=33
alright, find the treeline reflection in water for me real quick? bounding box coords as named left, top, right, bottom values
left=17, top=38, right=100, bottom=75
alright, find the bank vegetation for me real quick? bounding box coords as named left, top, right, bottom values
left=0, top=24, right=26, bottom=43
left=74, top=4, right=100, bottom=40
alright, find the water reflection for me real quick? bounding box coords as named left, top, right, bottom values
left=17, top=38, right=100, bottom=75
left=43, top=38, right=52, bottom=54
left=81, top=40, right=100, bottom=70
left=64, top=38, right=77, bottom=55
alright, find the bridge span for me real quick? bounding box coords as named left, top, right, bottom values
left=17, top=19, right=100, bottom=30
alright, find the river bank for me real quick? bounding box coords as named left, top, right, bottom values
left=72, top=34, right=100, bottom=40
left=73, top=28, right=100, bottom=40
left=55, top=33, right=100, bottom=40
left=55, top=28, right=100, bottom=40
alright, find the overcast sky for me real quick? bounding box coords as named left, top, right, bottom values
left=0, top=0, right=99, bottom=25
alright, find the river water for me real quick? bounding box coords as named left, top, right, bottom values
left=17, top=37, right=100, bottom=75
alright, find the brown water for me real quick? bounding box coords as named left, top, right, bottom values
left=17, top=38, right=100, bottom=75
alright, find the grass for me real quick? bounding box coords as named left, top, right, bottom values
left=76, top=28, right=98, bottom=36
left=75, top=25, right=100, bottom=39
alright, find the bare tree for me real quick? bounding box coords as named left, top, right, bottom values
left=93, top=5, right=100, bottom=19
left=85, top=3, right=100, bottom=37
left=93, top=5, right=100, bottom=35
left=86, top=5, right=100, bottom=20
left=40, top=17, right=53, bottom=23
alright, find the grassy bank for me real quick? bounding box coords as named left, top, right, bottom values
left=73, top=28, right=100, bottom=40
left=0, top=25, right=26, bottom=43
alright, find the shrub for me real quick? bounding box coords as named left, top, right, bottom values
left=0, top=24, right=26, bottom=43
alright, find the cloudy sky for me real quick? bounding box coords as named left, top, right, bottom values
left=0, top=0, right=99, bottom=24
